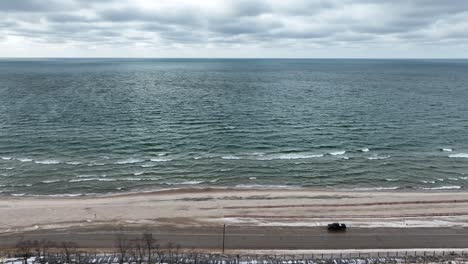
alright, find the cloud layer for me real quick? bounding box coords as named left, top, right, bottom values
left=1, top=0, right=467, bottom=57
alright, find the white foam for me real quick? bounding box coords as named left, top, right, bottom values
left=41, top=180, right=61, bottom=184
left=352, top=187, right=399, bottom=191
left=421, top=180, right=436, bottom=184
left=361, top=148, right=370, bottom=152
left=88, top=162, right=106, bottom=166
left=66, top=161, right=82, bottom=165
left=165, top=180, right=204, bottom=185
left=150, top=158, right=172, bottom=162
left=69, top=178, right=116, bottom=182
left=421, top=185, right=461, bottom=190
left=449, top=153, right=468, bottom=158
left=35, top=159, right=60, bottom=165
left=140, top=164, right=156, bottom=168
left=221, top=155, right=242, bottom=160
left=329, top=151, right=346, bottom=156
left=115, top=158, right=145, bottom=164
left=368, top=155, right=390, bottom=160
left=257, top=153, right=323, bottom=160
left=442, top=148, right=453, bottom=152
left=17, top=158, right=33, bottom=162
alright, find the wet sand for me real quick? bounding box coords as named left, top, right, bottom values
left=1, top=188, right=468, bottom=249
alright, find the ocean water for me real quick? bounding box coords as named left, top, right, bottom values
left=1, top=59, right=468, bottom=196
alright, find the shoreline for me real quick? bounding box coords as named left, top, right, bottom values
left=1, top=185, right=467, bottom=199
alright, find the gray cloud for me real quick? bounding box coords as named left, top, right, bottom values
left=0, top=0, right=467, bottom=57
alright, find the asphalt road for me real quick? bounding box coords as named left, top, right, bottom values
left=1, top=226, right=468, bottom=250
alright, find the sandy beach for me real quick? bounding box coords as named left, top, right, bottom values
left=2, top=188, right=468, bottom=234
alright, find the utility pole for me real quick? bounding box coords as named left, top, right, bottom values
left=222, top=224, right=226, bottom=254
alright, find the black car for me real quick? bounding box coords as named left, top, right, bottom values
left=327, top=223, right=347, bottom=231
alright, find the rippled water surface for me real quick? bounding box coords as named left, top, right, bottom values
left=1, top=59, right=468, bottom=195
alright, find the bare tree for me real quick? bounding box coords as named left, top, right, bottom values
left=32, top=239, right=56, bottom=264
left=16, top=240, right=34, bottom=264
left=115, top=234, right=132, bottom=264
left=142, top=233, right=157, bottom=263
left=61, top=241, right=78, bottom=264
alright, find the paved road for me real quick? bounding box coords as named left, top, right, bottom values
left=1, top=226, right=467, bottom=250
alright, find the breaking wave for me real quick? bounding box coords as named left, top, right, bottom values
left=449, top=153, right=468, bottom=158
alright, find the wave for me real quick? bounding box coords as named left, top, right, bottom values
left=449, top=153, right=468, bottom=158
left=257, top=153, right=323, bottom=160
left=66, top=161, right=82, bottom=165
left=361, top=148, right=370, bottom=152
left=133, top=171, right=144, bottom=176
left=221, top=155, right=242, bottom=160
left=165, top=180, right=205, bottom=185
left=69, top=178, right=116, bottom=182
left=368, top=155, right=390, bottom=160
left=421, top=185, right=461, bottom=190
left=442, top=148, right=453, bottom=152
left=385, top=178, right=398, bottom=182
left=35, top=159, right=61, bottom=165
left=17, top=158, right=33, bottom=162
left=235, top=184, right=297, bottom=189
left=1, top=157, right=12, bottom=160
left=222, top=152, right=323, bottom=161
left=352, top=187, right=399, bottom=191
left=41, top=180, right=61, bottom=184
left=329, top=151, right=346, bottom=156
left=150, top=158, right=172, bottom=162
left=421, top=180, right=436, bottom=184
left=115, top=158, right=145, bottom=164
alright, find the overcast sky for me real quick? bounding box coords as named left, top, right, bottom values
left=1, top=0, right=467, bottom=58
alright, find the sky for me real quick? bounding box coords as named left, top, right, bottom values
left=0, top=0, right=467, bottom=58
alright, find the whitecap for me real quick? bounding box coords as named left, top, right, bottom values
left=193, top=156, right=202, bottom=160
left=1, top=157, right=12, bottom=160
left=88, top=162, right=106, bottom=166
left=150, top=158, right=172, bottom=162
left=329, top=151, right=346, bottom=156
left=17, top=158, right=33, bottom=162
left=66, top=161, right=82, bottom=165
left=257, top=153, right=323, bottom=160
left=353, top=187, right=399, bottom=191
left=421, top=180, right=436, bottom=184
left=133, top=172, right=144, bottom=176
left=368, top=155, right=390, bottom=160
left=442, top=148, right=453, bottom=152
left=342, top=156, right=349, bottom=160
left=222, top=155, right=242, bottom=160
left=5, top=167, right=14, bottom=170
left=421, top=186, right=461, bottom=190
left=115, top=158, right=145, bottom=164
left=35, top=159, right=60, bottom=165
left=249, top=177, right=257, bottom=180
left=41, top=180, right=61, bottom=184
left=69, top=178, right=116, bottom=182
left=449, top=153, right=468, bottom=158
left=166, top=180, right=204, bottom=185
left=361, top=148, right=370, bottom=152
left=140, top=164, right=156, bottom=168
left=385, top=178, right=398, bottom=182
